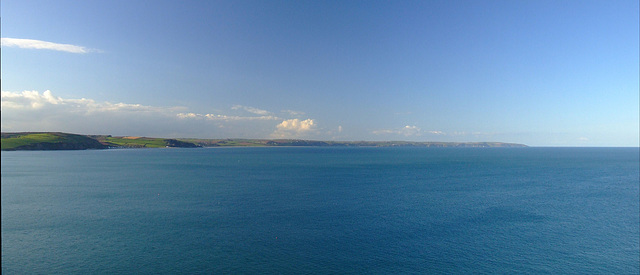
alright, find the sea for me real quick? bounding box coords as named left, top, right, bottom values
left=2, top=147, right=638, bottom=274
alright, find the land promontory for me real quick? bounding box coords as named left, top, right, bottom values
left=1, top=132, right=527, bottom=151
left=1, top=132, right=200, bottom=151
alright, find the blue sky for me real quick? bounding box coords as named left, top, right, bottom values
left=2, top=0, right=638, bottom=146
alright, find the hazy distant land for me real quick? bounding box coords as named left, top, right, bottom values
left=0, top=132, right=527, bottom=151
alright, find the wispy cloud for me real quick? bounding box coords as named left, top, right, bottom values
left=373, top=125, right=422, bottom=137
left=177, top=112, right=279, bottom=121
left=282, top=109, right=306, bottom=117
left=231, top=105, right=271, bottom=116
left=1, top=38, right=100, bottom=53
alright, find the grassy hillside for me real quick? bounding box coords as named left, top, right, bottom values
left=99, top=136, right=169, bottom=148
left=1, top=132, right=108, bottom=151
left=91, top=136, right=200, bottom=148
left=1, top=133, right=201, bottom=151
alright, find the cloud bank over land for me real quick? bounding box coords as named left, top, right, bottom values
left=1, top=38, right=100, bottom=53
left=1, top=90, right=183, bottom=137
left=1, top=90, right=317, bottom=139
left=1, top=90, right=172, bottom=113
left=2, top=90, right=498, bottom=142
left=1, top=90, right=608, bottom=145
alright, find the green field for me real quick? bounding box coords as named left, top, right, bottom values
left=99, top=136, right=169, bottom=148
left=1, top=132, right=108, bottom=151
left=1, top=133, right=201, bottom=150
left=1, top=133, right=64, bottom=150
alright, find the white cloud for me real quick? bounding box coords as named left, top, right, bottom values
left=176, top=113, right=202, bottom=119
left=271, top=118, right=316, bottom=138
left=399, top=125, right=421, bottom=136
left=1, top=90, right=60, bottom=109
left=232, top=105, right=271, bottom=116
left=1, top=38, right=100, bottom=53
left=278, top=119, right=315, bottom=131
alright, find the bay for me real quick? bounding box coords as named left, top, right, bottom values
left=2, top=147, right=638, bottom=274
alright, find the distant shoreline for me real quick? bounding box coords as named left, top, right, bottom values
left=1, top=132, right=528, bottom=151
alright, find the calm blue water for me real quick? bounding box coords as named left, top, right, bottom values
left=2, top=147, right=638, bottom=274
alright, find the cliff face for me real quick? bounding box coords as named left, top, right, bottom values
left=11, top=141, right=108, bottom=150
left=164, top=139, right=201, bottom=148
left=186, top=139, right=528, bottom=147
